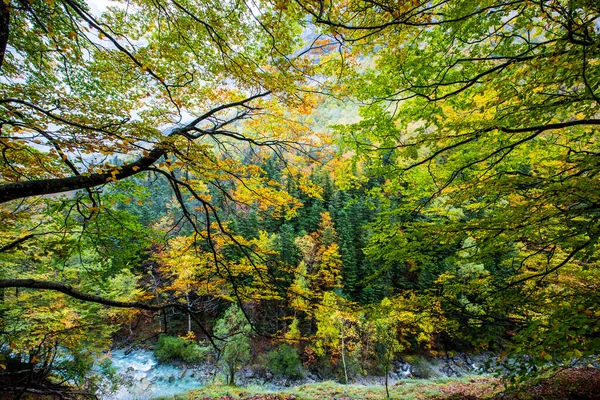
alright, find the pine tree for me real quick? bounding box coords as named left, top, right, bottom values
left=336, top=209, right=357, bottom=298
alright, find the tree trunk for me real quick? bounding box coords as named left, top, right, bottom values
left=0, top=0, right=8, bottom=71
left=0, top=279, right=162, bottom=310
left=385, top=350, right=390, bottom=398
left=163, top=308, right=168, bottom=334
left=186, top=292, right=192, bottom=332
left=340, top=322, right=348, bottom=385
left=229, top=363, right=236, bottom=385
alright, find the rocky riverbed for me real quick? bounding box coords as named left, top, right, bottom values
left=104, top=349, right=212, bottom=399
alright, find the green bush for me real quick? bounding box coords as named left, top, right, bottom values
left=154, top=336, right=185, bottom=363
left=267, top=344, right=305, bottom=379
left=183, top=342, right=210, bottom=364
left=154, top=335, right=208, bottom=364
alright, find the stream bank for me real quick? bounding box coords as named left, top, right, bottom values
left=102, top=349, right=496, bottom=399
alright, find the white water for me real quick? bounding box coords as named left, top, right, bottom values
left=104, top=350, right=205, bottom=400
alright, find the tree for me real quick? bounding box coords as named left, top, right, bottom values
left=294, top=211, right=342, bottom=299
left=0, top=0, right=315, bottom=268
left=3, top=0, right=600, bottom=393
left=213, top=303, right=252, bottom=385
left=368, top=295, right=437, bottom=397
left=303, top=0, right=600, bottom=363
left=277, top=223, right=299, bottom=268
left=311, top=291, right=358, bottom=382
left=336, top=208, right=358, bottom=296
left=371, top=298, right=404, bottom=399
left=0, top=204, right=143, bottom=397
left=0, top=0, right=322, bottom=321
left=304, top=0, right=600, bottom=269
left=0, top=1, right=321, bottom=395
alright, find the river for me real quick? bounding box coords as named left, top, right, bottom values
left=104, top=349, right=206, bottom=400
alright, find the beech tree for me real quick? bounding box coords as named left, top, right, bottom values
left=306, top=0, right=600, bottom=365
left=0, top=0, right=318, bottom=302
left=0, top=1, right=321, bottom=395
left=303, top=0, right=600, bottom=273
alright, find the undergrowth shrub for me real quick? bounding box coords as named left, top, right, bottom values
left=154, top=335, right=209, bottom=364
left=267, top=344, right=305, bottom=379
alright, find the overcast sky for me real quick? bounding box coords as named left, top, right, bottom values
left=87, top=0, right=114, bottom=16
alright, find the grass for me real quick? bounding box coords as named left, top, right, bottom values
left=155, top=368, right=600, bottom=400
left=156, top=375, right=502, bottom=400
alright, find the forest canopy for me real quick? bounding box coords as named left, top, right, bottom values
left=0, top=0, right=599, bottom=397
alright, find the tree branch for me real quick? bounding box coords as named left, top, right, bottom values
left=0, top=92, right=270, bottom=204
left=0, top=278, right=221, bottom=348
left=0, top=234, right=35, bottom=253
left=0, top=278, right=162, bottom=310
left=0, top=147, right=165, bottom=204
